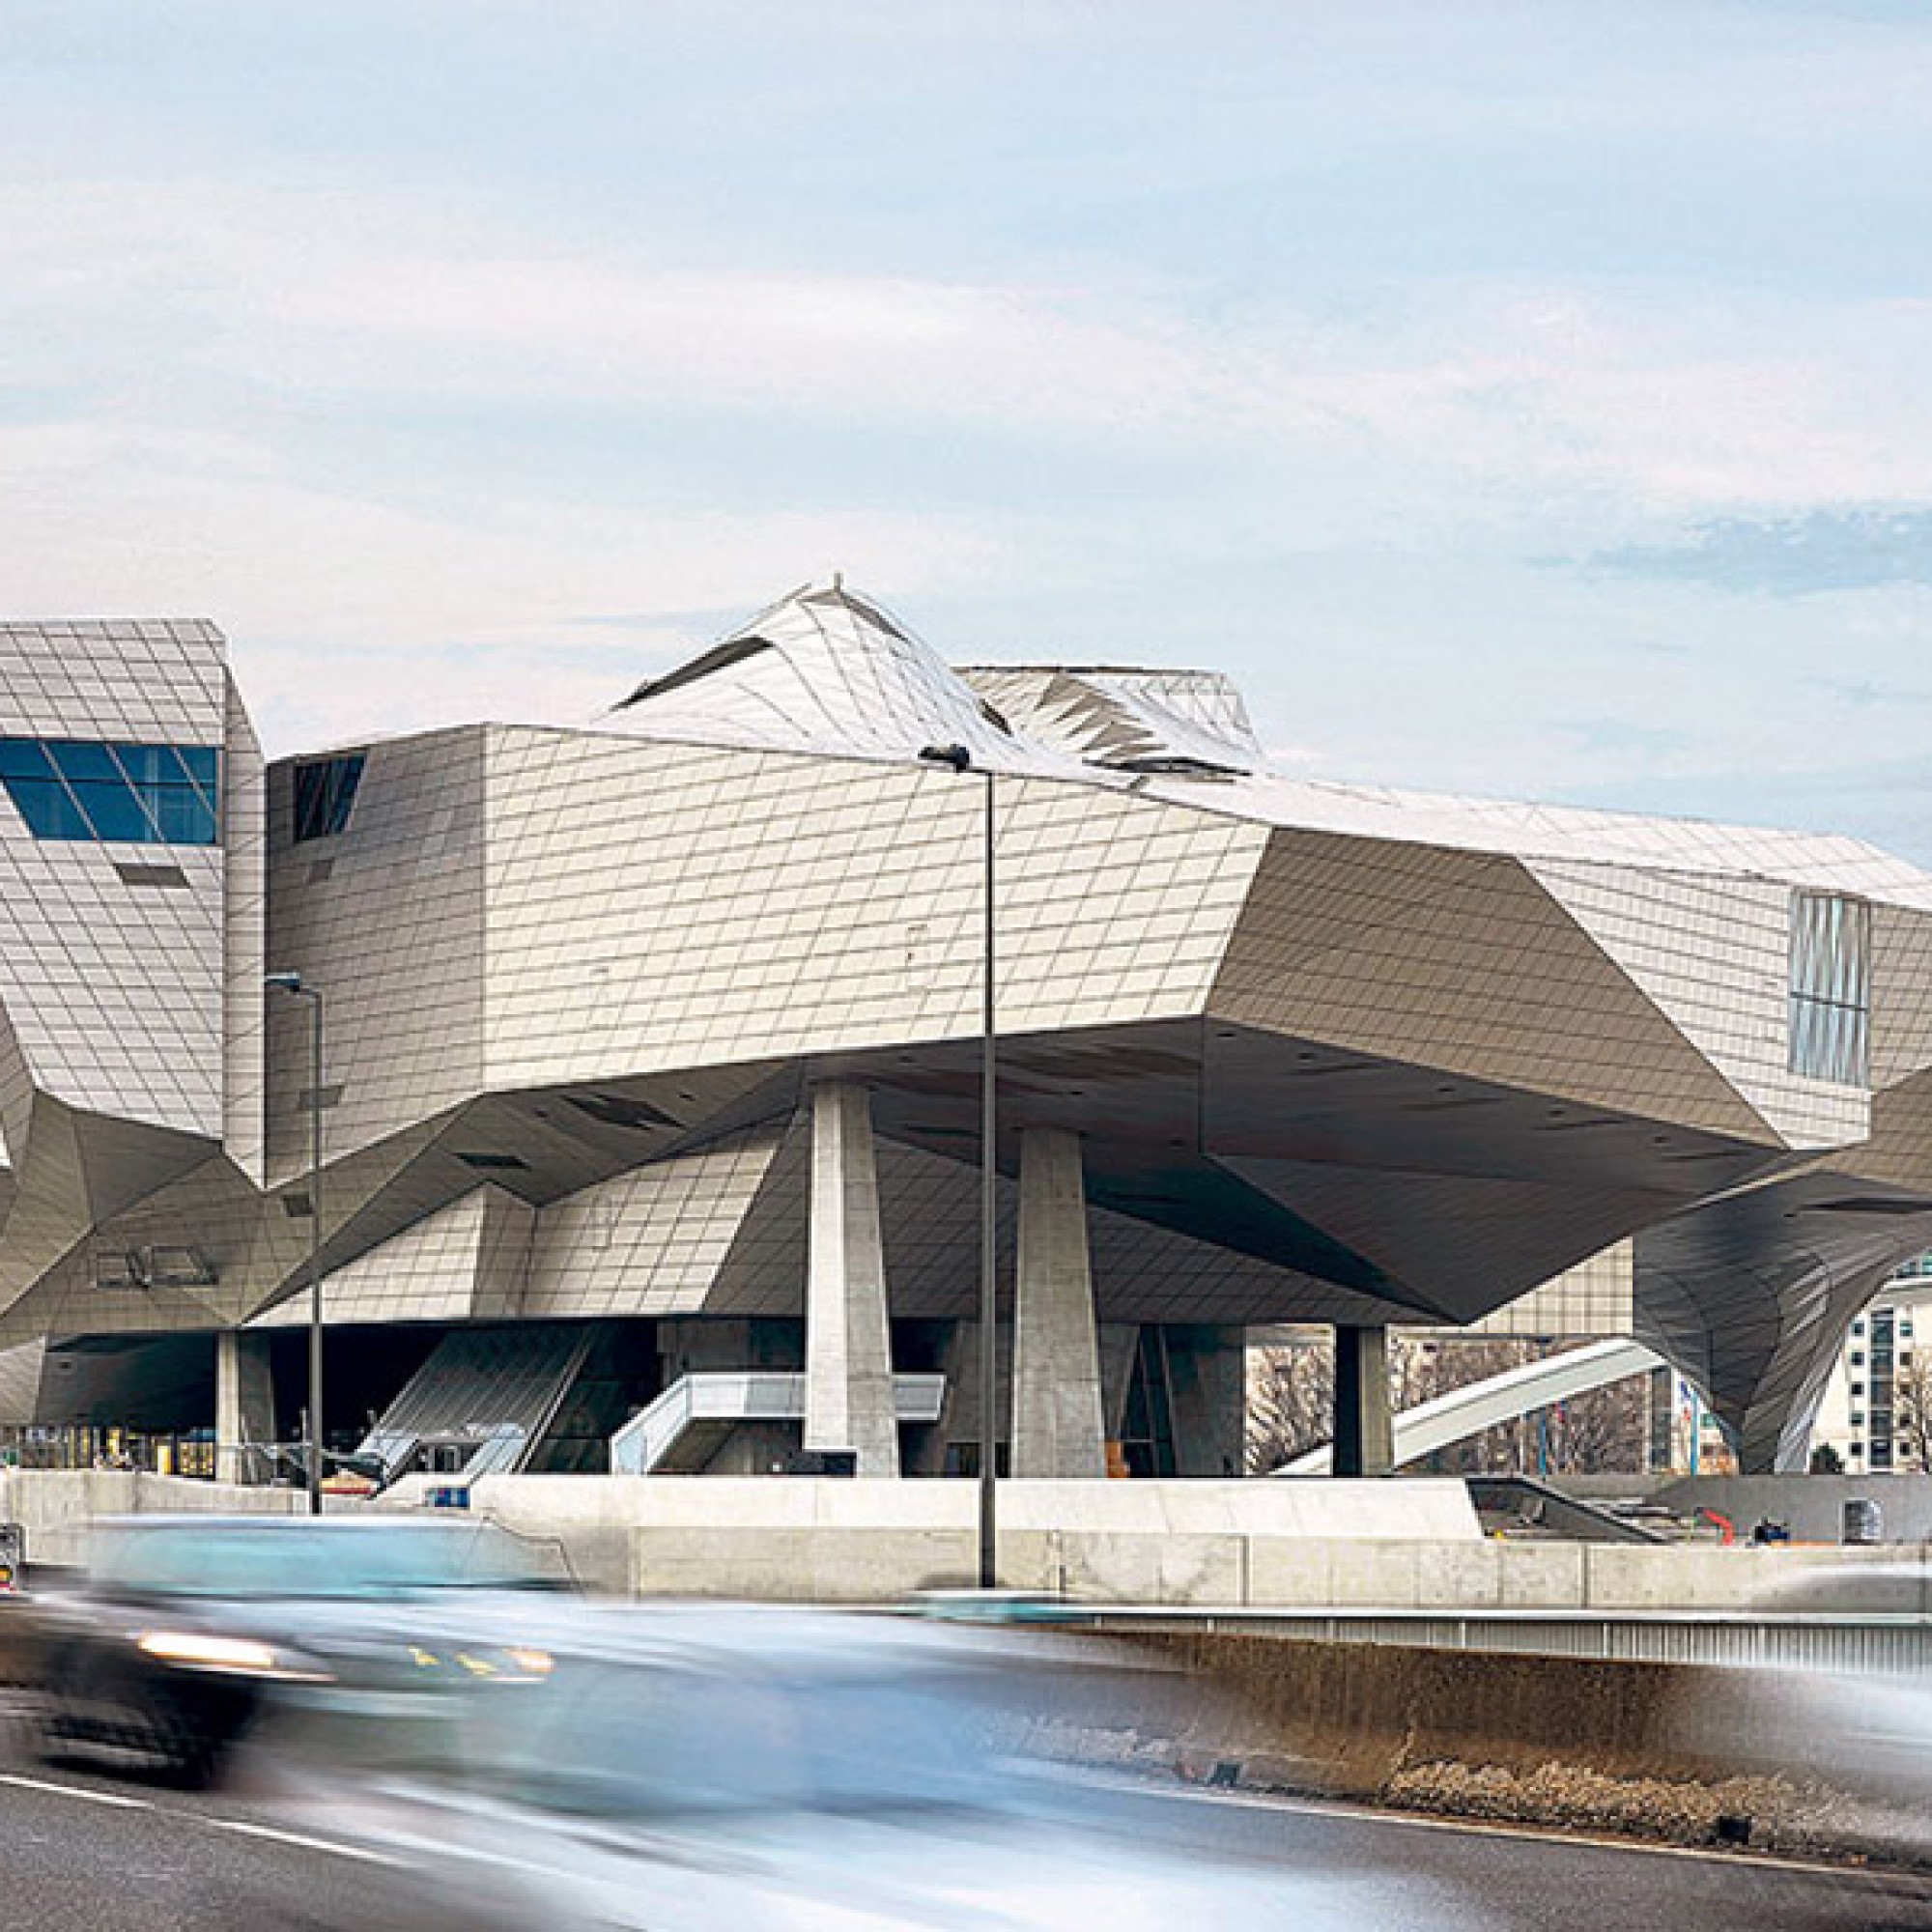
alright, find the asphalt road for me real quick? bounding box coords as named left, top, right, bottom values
left=3, top=1724, right=1931, bottom=1930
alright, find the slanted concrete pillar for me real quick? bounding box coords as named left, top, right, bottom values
left=1012, top=1125, right=1106, bottom=1478
left=803, top=1081, right=899, bottom=1476
left=1332, top=1324, right=1394, bottom=1477
left=215, top=1329, right=276, bottom=1486
left=928, top=1321, right=1012, bottom=1476
left=1165, top=1324, right=1248, bottom=1476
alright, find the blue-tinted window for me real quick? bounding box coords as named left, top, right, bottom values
left=6, top=778, right=94, bottom=839
left=67, top=779, right=156, bottom=843
left=46, top=739, right=122, bottom=783
left=148, top=785, right=217, bottom=844
left=112, top=743, right=184, bottom=788
left=0, top=736, right=221, bottom=846
left=292, top=753, right=366, bottom=842
left=176, top=746, right=220, bottom=798
left=0, top=741, right=54, bottom=781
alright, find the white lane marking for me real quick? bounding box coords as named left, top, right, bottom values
left=210, top=1817, right=402, bottom=1867
left=0, top=1767, right=394, bottom=1866
left=0, top=1772, right=153, bottom=1811
left=1144, top=1779, right=1924, bottom=1883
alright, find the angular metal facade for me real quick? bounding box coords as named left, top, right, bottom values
left=2, top=586, right=1930, bottom=1470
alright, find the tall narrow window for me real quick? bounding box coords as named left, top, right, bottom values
left=1789, top=890, right=1871, bottom=1086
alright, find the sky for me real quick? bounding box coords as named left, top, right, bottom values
left=4, top=0, right=1932, bottom=859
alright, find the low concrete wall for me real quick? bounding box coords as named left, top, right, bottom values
left=5, top=1470, right=1924, bottom=1616
left=1650, top=1474, right=1932, bottom=1545
left=0, top=1470, right=298, bottom=1568
left=463, top=1476, right=1485, bottom=1600
left=463, top=1473, right=1932, bottom=1605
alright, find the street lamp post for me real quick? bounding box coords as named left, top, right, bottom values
left=918, top=743, right=999, bottom=1588
left=265, top=971, right=325, bottom=1516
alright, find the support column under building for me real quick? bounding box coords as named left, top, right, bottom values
left=803, top=1081, right=899, bottom=1476
left=1165, top=1324, right=1249, bottom=1476
left=215, top=1329, right=276, bottom=1486
left=1332, top=1323, right=1394, bottom=1478
left=1012, top=1125, right=1106, bottom=1479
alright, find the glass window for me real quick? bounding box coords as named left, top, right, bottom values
left=0, top=736, right=221, bottom=846
left=46, top=739, right=123, bottom=783
left=1788, top=890, right=1872, bottom=1086
left=67, top=779, right=157, bottom=843
left=110, top=743, right=183, bottom=788
left=175, top=745, right=220, bottom=799
left=292, top=753, right=366, bottom=843
left=0, top=740, right=54, bottom=781
left=4, top=778, right=93, bottom=838
left=147, top=785, right=217, bottom=844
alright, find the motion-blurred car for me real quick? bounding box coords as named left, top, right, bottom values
left=27, top=1513, right=568, bottom=1786
left=322, top=1604, right=1357, bottom=1932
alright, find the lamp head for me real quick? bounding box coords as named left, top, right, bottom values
left=918, top=743, right=973, bottom=774
left=264, top=971, right=306, bottom=995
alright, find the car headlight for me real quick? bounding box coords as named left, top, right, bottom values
left=135, top=1631, right=330, bottom=1682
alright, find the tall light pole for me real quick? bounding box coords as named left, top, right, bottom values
left=918, top=743, right=998, bottom=1588
left=265, top=971, right=325, bottom=1516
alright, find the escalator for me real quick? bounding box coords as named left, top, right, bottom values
left=356, top=1323, right=598, bottom=1489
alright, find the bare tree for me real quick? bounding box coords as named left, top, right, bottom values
left=1893, top=1350, right=1932, bottom=1471
left=1247, top=1333, right=1651, bottom=1476
left=1246, top=1334, right=1332, bottom=1472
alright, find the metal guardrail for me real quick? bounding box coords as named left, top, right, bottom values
left=1086, top=1606, right=1932, bottom=1675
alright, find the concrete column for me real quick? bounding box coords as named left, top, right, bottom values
left=929, top=1321, right=1012, bottom=1476
left=1333, top=1323, right=1394, bottom=1477
left=1165, top=1324, right=1249, bottom=1476
left=803, top=1081, right=899, bottom=1476
left=1098, top=1323, right=1140, bottom=1444
left=1012, top=1125, right=1106, bottom=1479
left=214, top=1329, right=276, bottom=1486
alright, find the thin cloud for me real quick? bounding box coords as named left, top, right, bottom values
left=1581, top=507, right=1932, bottom=596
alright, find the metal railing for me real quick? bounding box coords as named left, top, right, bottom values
left=1087, top=1605, right=1932, bottom=1675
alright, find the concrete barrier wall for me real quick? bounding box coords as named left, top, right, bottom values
left=0, top=1470, right=298, bottom=1568
left=1088, top=1629, right=1932, bottom=1861
left=1112, top=1631, right=1715, bottom=1792
left=5, top=1470, right=1926, bottom=1613
left=466, top=1478, right=1932, bottom=1606
left=464, top=1475, right=1486, bottom=1601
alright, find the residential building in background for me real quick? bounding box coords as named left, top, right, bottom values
left=1810, top=1256, right=1932, bottom=1473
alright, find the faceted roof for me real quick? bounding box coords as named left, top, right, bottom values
left=607, top=580, right=1932, bottom=910
left=611, top=579, right=1050, bottom=776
